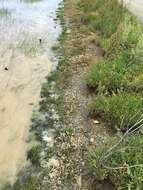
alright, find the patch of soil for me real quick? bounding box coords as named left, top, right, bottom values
left=92, top=179, right=115, bottom=190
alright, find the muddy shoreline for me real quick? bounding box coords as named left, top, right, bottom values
left=0, top=0, right=61, bottom=187
left=5, top=0, right=112, bottom=189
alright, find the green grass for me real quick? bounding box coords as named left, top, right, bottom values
left=79, top=0, right=124, bottom=37
left=86, top=59, right=128, bottom=93
left=102, top=14, right=142, bottom=56
left=87, top=134, right=143, bottom=189
left=2, top=176, right=40, bottom=190
left=86, top=14, right=143, bottom=94
left=79, top=0, right=143, bottom=189
left=13, top=176, right=39, bottom=190
left=27, top=145, right=41, bottom=167
left=128, top=74, right=143, bottom=93
left=89, top=92, right=143, bottom=131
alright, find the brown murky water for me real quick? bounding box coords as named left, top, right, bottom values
left=0, top=0, right=61, bottom=186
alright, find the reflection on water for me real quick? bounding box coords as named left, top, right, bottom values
left=0, top=0, right=61, bottom=186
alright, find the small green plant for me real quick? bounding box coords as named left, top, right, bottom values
left=86, top=59, right=129, bottom=93
left=13, top=176, right=39, bottom=190
left=102, top=14, right=142, bottom=57
left=27, top=145, right=41, bottom=167
left=89, top=92, right=143, bottom=131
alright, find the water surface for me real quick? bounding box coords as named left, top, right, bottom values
left=0, top=0, right=61, bottom=186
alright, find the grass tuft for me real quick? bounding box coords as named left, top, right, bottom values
left=89, top=92, right=143, bottom=131
left=79, top=0, right=124, bottom=37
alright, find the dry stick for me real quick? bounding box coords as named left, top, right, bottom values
left=129, top=112, right=143, bottom=127
left=115, top=145, right=143, bottom=152
left=102, top=164, right=143, bottom=171
left=119, top=110, right=142, bottom=131
left=128, top=123, right=143, bottom=135
left=120, top=109, right=143, bottom=130
left=98, top=117, right=143, bottom=165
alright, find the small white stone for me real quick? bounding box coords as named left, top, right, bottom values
left=42, top=131, right=54, bottom=147
left=81, top=161, right=85, bottom=166
left=66, top=29, right=71, bottom=34
left=93, top=120, right=100, bottom=124
left=48, top=158, right=59, bottom=168
left=90, top=138, right=94, bottom=143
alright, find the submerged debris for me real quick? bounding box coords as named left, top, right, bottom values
left=39, top=38, right=42, bottom=44
left=4, top=67, right=8, bottom=71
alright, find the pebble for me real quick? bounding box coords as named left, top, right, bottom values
left=48, top=158, right=60, bottom=168
left=93, top=120, right=100, bottom=124
left=66, top=29, right=71, bottom=34
left=90, top=138, right=94, bottom=143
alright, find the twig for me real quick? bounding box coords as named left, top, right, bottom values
left=103, top=164, right=143, bottom=170
left=128, top=123, right=143, bottom=135
left=98, top=117, right=143, bottom=165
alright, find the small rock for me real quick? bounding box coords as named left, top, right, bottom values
left=39, top=38, right=42, bottom=44
left=42, top=131, right=54, bottom=147
left=48, top=158, right=59, bottom=168
left=90, top=138, right=94, bottom=143
left=4, top=67, right=8, bottom=71
left=66, top=29, right=71, bottom=34
left=93, top=120, right=100, bottom=124
left=81, top=161, right=85, bottom=166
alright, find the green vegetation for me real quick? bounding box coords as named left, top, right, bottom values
left=13, top=176, right=39, bottom=190
left=89, top=93, right=143, bottom=131
left=86, top=14, right=143, bottom=94
left=79, top=0, right=143, bottom=189
left=2, top=176, right=40, bottom=190
left=87, top=134, right=143, bottom=189
left=79, top=0, right=124, bottom=37
left=79, top=0, right=143, bottom=130
left=27, top=145, right=41, bottom=167
left=86, top=59, right=128, bottom=93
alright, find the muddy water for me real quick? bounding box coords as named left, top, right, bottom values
left=0, top=0, right=61, bottom=186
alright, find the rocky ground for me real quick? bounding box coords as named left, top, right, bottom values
left=38, top=0, right=114, bottom=189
